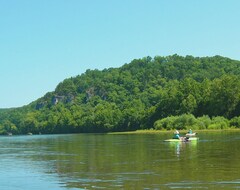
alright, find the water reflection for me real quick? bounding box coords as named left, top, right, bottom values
left=167, top=141, right=184, bottom=157
left=1, top=132, right=240, bottom=189
left=166, top=140, right=198, bottom=158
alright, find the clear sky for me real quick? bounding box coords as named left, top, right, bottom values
left=0, top=0, right=240, bottom=108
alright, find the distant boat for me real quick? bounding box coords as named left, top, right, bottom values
left=27, top=132, right=33, bottom=135
left=185, top=132, right=197, bottom=137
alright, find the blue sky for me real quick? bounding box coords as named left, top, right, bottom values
left=0, top=0, right=240, bottom=108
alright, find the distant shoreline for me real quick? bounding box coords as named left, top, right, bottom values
left=108, top=128, right=240, bottom=135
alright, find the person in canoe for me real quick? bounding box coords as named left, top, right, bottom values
left=173, top=130, right=188, bottom=141
left=186, top=129, right=197, bottom=137
left=188, top=129, right=193, bottom=134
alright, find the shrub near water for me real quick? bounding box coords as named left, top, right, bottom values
left=154, top=114, right=232, bottom=130
left=154, top=114, right=198, bottom=130
left=208, top=116, right=229, bottom=129
left=230, top=116, right=240, bottom=128
left=196, top=115, right=211, bottom=129
left=153, top=116, right=178, bottom=130
left=174, top=114, right=198, bottom=130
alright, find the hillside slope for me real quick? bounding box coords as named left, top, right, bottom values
left=1, top=54, right=240, bottom=134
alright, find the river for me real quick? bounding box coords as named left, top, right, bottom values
left=0, top=131, right=240, bottom=189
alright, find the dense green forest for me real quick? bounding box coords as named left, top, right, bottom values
left=1, top=54, right=240, bottom=135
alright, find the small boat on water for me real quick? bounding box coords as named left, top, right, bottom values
left=185, top=132, right=197, bottom=137
left=164, top=137, right=199, bottom=142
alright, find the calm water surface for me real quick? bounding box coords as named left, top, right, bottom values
left=1, top=131, right=240, bottom=189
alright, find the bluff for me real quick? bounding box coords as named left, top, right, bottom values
left=1, top=54, right=240, bottom=134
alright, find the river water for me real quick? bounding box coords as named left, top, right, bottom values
left=0, top=131, right=240, bottom=189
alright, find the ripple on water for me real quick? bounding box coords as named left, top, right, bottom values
left=165, top=179, right=240, bottom=189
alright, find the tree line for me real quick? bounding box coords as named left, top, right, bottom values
left=1, top=54, right=240, bottom=134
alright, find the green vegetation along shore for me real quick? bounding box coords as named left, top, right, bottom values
left=108, top=128, right=240, bottom=135
left=1, top=54, right=240, bottom=135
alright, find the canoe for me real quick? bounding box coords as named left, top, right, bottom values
left=164, top=137, right=199, bottom=142
left=185, top=133, right=197, bottom=137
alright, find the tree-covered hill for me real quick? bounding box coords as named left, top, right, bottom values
left=2, top=54, right=240, bottom=134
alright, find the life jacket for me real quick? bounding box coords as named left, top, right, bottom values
left=173, top=134, right=180, bottom=139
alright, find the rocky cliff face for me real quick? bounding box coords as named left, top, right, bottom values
left=36, top=94, right=75, bottom=110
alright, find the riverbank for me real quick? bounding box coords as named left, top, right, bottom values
left=108, top=128, right=240, bottom=135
